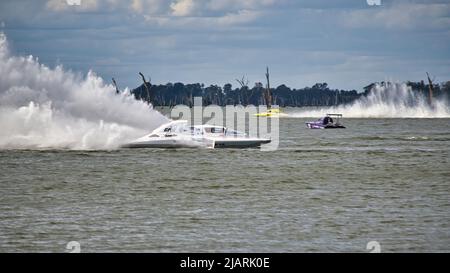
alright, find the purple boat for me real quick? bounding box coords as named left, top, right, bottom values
left=306, top=114, right=346, bottom=129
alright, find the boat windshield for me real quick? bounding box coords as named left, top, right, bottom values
left=225, top=129, right=246, bottom=137
left=165, top=124, right=188, bottom=134
left=203, top=127, right=226, bottom=134
left=322, top=116, right=334, bottom=125
left=186, top=126, right=203, bottom=135
left=208, top=127, right=225, bottom=134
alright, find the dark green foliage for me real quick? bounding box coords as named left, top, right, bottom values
left=131, top=80, right=450, bottom=107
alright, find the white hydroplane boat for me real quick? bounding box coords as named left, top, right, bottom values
left=123, top=120, right=271, bottom=149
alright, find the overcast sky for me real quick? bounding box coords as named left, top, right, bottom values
left=1, top=0, right=449, bottom=91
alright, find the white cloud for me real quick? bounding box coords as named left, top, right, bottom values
left=143, top=9, right=263, bottom=29
left=46, top=0, right=70, bottom=11
left=342, top=3, right=450, bottom=30
left=170, top=0, right=196, bottom=16
left=130, top=0, right=169, bottom=15
left=46, top=0, right=100, bottom=12
left=217, top=9, right=262, bottom=26
left=43, top=0, right=277, bottom=27
left=130, top=0, right=143, bottom=12
left=207, top=0, right=275, bottom=12
left=168, top=0, right=276, bottom=16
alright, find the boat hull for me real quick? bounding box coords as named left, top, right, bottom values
left=122, top=142, right=194, bottom=148
left=123, top=137, right=271, bottom=149
left=213, top=139, right=271, bottom=148
left=306, top=122, right=346, bottom=129
left=254, top=113, right=289, bottom=117
left=121, top=136, right=209, bottom=148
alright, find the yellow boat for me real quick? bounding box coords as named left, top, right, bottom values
left=255, top=108, right=286, bottom=117
left=254, top=67, right=288, bottom=117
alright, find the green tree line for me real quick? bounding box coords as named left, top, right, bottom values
left=130, top=80, right=450, bottom=107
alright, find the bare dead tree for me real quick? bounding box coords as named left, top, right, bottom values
left=335, top=90, right=339, bottom=106
left=235, top=75, right=249, bottom=88
left=112, top=78, right=120, bottom=94
left=265, top=66, right=272, bottom=109
left=235, top=75, right=250, bottom=105
left=426, top=72, right=435, bottom=105
left=139, top=72, right=151, bottom=103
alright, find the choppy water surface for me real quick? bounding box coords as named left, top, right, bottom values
left=0, top=118, right=449, bottom=252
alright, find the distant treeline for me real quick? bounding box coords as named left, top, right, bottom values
left=130, top=80, right=450, bottom=107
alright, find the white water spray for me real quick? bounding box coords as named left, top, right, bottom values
left=0, top=33, right=168, bottom=149
left=290, top=83, right=450, bottom=118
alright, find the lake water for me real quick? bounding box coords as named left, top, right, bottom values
left=0, top=118, right=449, bottom=252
